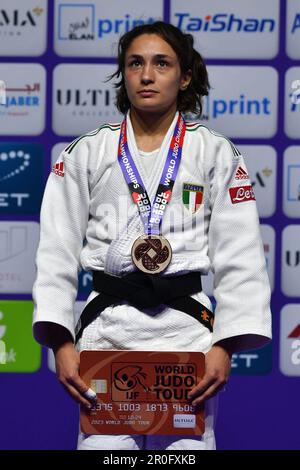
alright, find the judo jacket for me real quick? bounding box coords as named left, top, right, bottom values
left=32, top=111, right=272, bottom=351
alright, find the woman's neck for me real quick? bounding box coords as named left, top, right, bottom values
left=129, top=106, right=177, bottom=152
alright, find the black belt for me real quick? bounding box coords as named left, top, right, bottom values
left=75, top=270, right=214, bottom=343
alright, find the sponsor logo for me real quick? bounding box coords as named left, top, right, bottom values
left=58, top=6, right=157, bottom=40
left=285, top=250, right=300, bottom=267
left=201, top=93, right=271, bottom=120
left=288, top=325, right=300, bottom=338
left=0, top=63, right=45, bottom=135
left=173, top=414, right=196, bottom=428
left=0, top=7, right=44, bottom=30
left=280, top=305, right=300, bottom=376
left=55, top=87, right=112, bottom=116
left=199, top=66, right=277, bottom=138
left=52, top=64, right=120, bottom=134
left=0, top=82, right=40, bottom=109
left=52, top=161, right=64, bottom=177
left=287, top=165, right=300, bottom=201
left=290, top=80, right=300, bottom=112
left=0, top=143, right=44, bottom=214
left=0, top=339, right=5, bottom=364
left=175, top=13, right=276, bottom=33
left=0, top=3, right=47, bottom=55
left=289, top=328, right=300, bottom=366
left=0, top=148, right=31, bottom=182
left=58, top=4, right=95, bottom=40
left=251, top=167, right=273, bottom=188
left=281, top=226, right=300, bottom=296
left=0, top=302, right=41, bottom=372
left=284, top=147, right=300, bottom=217
left=235, top=166, right=249, bottom=180
left=0, top=80, right=6, bottom=105
left=229, top=185, right=256, bottom=204
left=98, top=14, right=156, bottom=38
left=231, top=343, right=272, bottom=375
left=291, top=13, right=300, bottom=33
left=285, top=69, right=300, bottom=138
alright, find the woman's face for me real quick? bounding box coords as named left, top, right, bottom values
left=124, top=33, right=191, bottom=115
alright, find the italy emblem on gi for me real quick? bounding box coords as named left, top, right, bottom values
left=182, top=183, right=204, bottom=214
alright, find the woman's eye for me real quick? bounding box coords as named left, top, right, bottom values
left=129, top=60, right=141, bottom=67
left=157, top=61, right=168, bottom=67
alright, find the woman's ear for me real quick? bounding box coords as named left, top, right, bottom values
left=180, top=69, right=192, bottom=90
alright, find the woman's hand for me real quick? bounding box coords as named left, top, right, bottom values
left=53, top=341, right=97, bottom=409
left=187, top=344, right=232, bottom=406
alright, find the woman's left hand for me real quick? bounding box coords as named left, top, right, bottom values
left=187, top=344, right=232, bottom=406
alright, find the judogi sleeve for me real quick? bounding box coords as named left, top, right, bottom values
left=208, top=139, right=272, bottom=351
left=32, top=141, right=90, bottom=346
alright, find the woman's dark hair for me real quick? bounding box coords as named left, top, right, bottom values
left=108, top=21, right=210, bottom=117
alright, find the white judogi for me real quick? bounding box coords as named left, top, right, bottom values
left=32, top=111, right=272, bottom=450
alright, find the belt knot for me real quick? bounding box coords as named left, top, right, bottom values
left=126, top=273, right=172, bottom=309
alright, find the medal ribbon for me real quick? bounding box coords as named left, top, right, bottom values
left=117, top=113, right=186, bottom=235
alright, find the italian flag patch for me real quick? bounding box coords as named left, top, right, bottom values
left=182, top=183, right=204, bottom=213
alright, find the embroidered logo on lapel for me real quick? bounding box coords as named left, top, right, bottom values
left=182, top=183, right=204, bottom=214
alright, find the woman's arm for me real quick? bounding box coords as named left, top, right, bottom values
left=188, top=136, right=272, bottom=404
left=32, top=140, right=94, bottom=407
left=208, top=138, right=272, bottom=351
left=33, top=140, right=91, bottom=347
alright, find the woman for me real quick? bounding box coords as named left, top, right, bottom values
left=32, top=22, right=272, bottom=450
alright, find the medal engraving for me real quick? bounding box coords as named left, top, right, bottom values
left=131, top=234, right=172, bottom=274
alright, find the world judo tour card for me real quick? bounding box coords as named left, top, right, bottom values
left=79, top=350, right=205, bottom=435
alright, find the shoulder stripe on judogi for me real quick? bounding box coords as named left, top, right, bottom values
left=185, top=123, right=241, bottom=157
left=65, top=123, right=121, bottom=155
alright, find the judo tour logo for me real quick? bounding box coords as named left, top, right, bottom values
left=113, top=365, right=151, bottom=392
left=112, top=363, right=197, bottom=401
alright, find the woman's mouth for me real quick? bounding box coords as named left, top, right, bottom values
left=138, top=90, right=158, bottom=97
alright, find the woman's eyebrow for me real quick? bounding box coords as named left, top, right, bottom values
left=126, top=53, right=174, bottom=60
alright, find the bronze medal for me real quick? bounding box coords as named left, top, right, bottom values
left=131, top=234, right=172, bottom=274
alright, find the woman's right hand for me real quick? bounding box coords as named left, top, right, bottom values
left=53, top=341, right=97, bottom=409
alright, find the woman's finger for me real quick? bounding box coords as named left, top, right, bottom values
left=190, top=381, right=225, bottom=406
left=62, top=381, right=95, bottom=409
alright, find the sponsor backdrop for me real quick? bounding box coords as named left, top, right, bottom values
left=0, top=0, right=299, bottom=450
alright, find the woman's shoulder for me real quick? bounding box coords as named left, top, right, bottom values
left=185, top=120, right=240, bottom=158
left=62, top=121, right=121, bottom=157
left=185, top=120, right=231, bottom=141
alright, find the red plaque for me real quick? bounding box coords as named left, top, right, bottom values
left=80, top=350, right=205, bottom=435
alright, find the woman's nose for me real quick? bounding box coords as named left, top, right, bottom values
left=141, top=63, right=154, bottom=83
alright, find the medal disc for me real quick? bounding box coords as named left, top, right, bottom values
left=131, top=234, right=172, bottom=274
